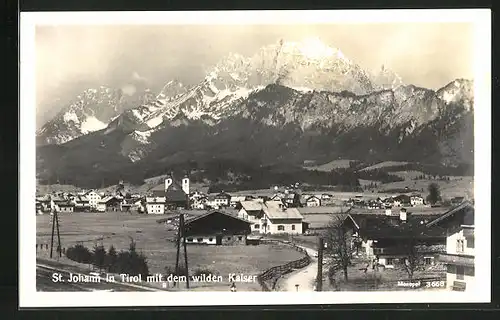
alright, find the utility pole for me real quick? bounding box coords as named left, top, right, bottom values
left=181, top=213, right=190, bottom=289
left=174, top=214, right=181, bottom=288
left=50, top=208, right=62, bottom=259
left=174, top=213, right=189, bottom=289
left=316, top=238, right=324, bottom=292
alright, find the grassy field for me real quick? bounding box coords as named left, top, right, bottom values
left=376, top=177, right=473, bottom=199
left=36, top=211, right=305, bottom=290
left=303, top=159, right=354, bottom=171
left=391, top=170, right=427, bottom=180
left=359, top=161, right=410, bottom=172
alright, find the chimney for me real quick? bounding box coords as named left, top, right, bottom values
left=385, top=209, right=392, bottom=216
left=400, top=208, right=407, bottom=222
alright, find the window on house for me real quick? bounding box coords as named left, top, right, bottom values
left=254, top=224, right=260, bottom=229
left=209, top=238, right=213, bottom=241
left=197, top=238, right=203, bottom=242
left=424, top=257, right=433, bottom=265
left=277, top=225, right=285, bottom=231
left=292, top=225, right=296, bottom=231
left=187, top=238, right=193, bottom=242
left=227, top=237, right=231, bottom=240
left=456, top=239, right=465, bottom=253
left=466, top=237, right=475, bottom=248
left=238, top=236, right=242, bottom=241
left=386, top=258, right=394, bottom=265
left=456, top=266, right=465, bottom=280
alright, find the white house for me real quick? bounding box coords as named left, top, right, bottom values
left=192, top=196, right=208, bottom=210
left=410, top=195, right=425, bottom=206
left=238, top=199, right=303, bottom=235
left=261, top=201, right=303, bottom=235
left=214, top=192, right=231, bottom=208
left=85, top=190, right=102, bottom=209
left=427, top=201, right=475, bottom=292
left=238, top=200, right=266, bottom=232
left=230, top=196, right=246, bottom=208
left=146, top=197, right=166, bottom=214
left=305, top=195, right=322, bottom=207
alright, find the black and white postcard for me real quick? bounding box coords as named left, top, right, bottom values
left=20, top=9, right=491, bottom=307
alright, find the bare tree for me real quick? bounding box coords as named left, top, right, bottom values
left=401, top=232, right=425, bottom=280
left=323, top=214, right=355, bottom=282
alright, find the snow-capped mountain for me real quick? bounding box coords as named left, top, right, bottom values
left=370, top=64, right=404, bottom=90
left=35, top=38, right=474, bottom=188
left=436, top=78, right=474, bottom=111
left=36, top=85, right=156, bottom=145
left=38, top=38, right=405, bottom=145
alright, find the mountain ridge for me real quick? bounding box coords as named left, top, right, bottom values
left=35, top=38, right=474, bottom=188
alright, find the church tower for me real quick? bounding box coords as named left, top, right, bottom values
left=182, top=174, right=190, bottom=195
left=165, top=173, right=173, bottom=191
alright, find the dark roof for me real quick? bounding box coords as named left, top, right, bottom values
left=352, top=213, right=446, bottom=239
left=394, top=194, right=411, bottom=202
left=328, top=213, right=360, bottom=230
left=426, top=201, right=474, bottom=227
left=306, top=195, right=321, bottom=201
left=185, top=210, right=251, bottom=225
left=166, top=189, right=188, bottom=202
left=58, top=202, right=74, bottom=207
left=150, top=184, right=165, bottom=192
left=215, top=192, right=231, bottom=199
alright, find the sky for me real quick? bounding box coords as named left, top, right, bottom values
left=35, top=23, right=474, bottom=125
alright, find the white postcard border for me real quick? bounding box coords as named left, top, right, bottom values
left=20, top=9, right=491, bottom=307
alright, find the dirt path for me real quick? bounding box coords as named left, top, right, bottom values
left=282, top=246, right=319, bottom=292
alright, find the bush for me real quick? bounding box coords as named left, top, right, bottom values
left=92, top=243, right=107, bottom=271
left=66, top=240, right=150, bottom=278
left=106, top=245, right=118, bottom=273
left=66, top=243, right=92, bottom=264
left=164, top=264, right=189, bottom=280
left=192, top=268, right=219, bottom=277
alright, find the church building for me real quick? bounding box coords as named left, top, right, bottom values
left=149, top=173, right=190, bottom=210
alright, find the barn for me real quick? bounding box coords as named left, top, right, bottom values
left=183, top=210, right=252, bottom=245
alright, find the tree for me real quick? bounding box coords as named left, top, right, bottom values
left=92, top=243, right=107, bottom=272
left=401, top=231, right=425, bottom=280
left=106, top=245, right=118, bottom=273
left=426, top=183, right=441, bottom=205
left=323, top=213, right=355, bottom=282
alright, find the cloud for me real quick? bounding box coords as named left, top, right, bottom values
left=132, top=71, right=148, bottom=83
left=121, top=84, right=137, bottom=96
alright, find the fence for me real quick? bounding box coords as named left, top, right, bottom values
left=36, top=243, right=67, bottom=255
left=256, top=239, right=311, bottom=291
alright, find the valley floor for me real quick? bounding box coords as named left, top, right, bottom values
left=36, top=211, right=305, bottom=291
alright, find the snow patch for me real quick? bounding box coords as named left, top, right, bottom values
left=63, top=111, right=80, bottom=124
left=441, top=90, right=456, bottom=104
left=146, top=115, right=164, bottom=128
left=132, top=109, right=145, bottom=121
left=132, top=130, right=151, bottom=144
left=290, top=86, right=313, bottom=93
left=80, top=116, right=107, bottom=134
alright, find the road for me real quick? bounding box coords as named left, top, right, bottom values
left=283, top=246, right=319, bottom=292
left=36, top=264, right=159, bottom=292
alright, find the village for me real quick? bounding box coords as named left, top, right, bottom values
left=35, top=173, right=475, bottom=292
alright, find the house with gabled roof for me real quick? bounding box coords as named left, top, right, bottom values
left=305, top=195, right=322, bottom=207
left=183, top=210, right=251, bottom=245
left=427, top=201, right=475, bottom=291
left=84, top=190, right=101, bottom=209
left=350, top=208, right=447, bottom=268
left=261, top=201, right=304, bottom=234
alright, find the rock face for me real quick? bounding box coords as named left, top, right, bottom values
left=36, top=86, right=156, bottom=145
left=36, top=38, right=474, bottom=187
